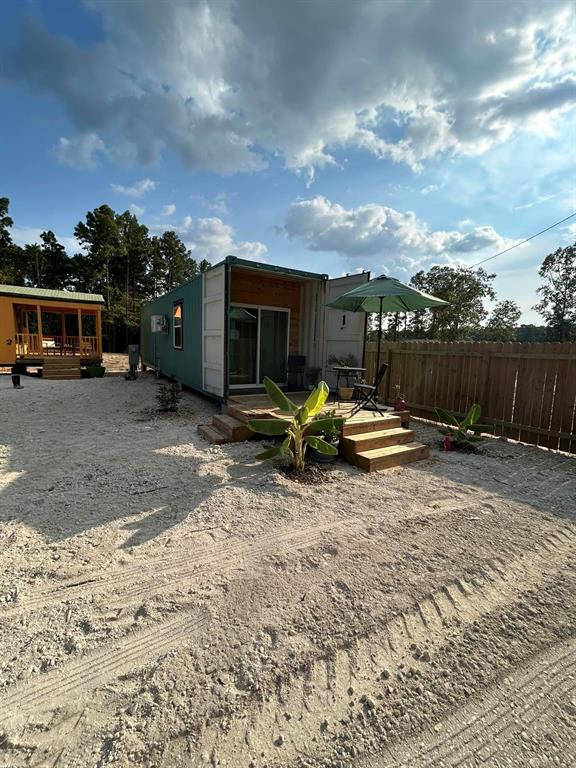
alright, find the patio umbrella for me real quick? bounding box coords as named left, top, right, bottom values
left=326, top=274, right=448, bottom=379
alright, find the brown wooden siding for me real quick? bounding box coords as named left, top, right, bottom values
left=230, top=267, right=301, bottom=353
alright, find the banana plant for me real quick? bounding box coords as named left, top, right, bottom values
left=434, top=403, right=494, bottom=447
left=248, top=377, right=344, bottom=471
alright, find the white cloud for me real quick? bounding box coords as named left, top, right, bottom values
left=284, top=196, right=512, bottom=259
left=161, top=204, right=176, bottom=217
left=201, top=192, right=229, bottom=215
left=11, top=226, right=80, bottom=254
left=111, top=178, right=156, bottom=198
left=420, top=184, right=441, bottom=195
left=5, top=1, right=574, bottom=176
left=154, top=215, right=267, bottom=263
left=129, top=203, right=145, bottom=216
left=457, top=218, right=474, bottom=227
left=53, top=133, right=106, bottom=170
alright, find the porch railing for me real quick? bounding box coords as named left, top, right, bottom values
left=15, top=333, right=98, bottom=357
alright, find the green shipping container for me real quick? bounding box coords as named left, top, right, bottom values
left=140, top=256, right=369, bottom=401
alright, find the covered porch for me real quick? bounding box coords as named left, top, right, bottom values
left=13, top=303, right=102, bottom=363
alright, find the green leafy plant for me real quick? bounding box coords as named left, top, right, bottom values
left=248, top=378, right=344, bottom=471
left=156, top=381, right=182, bottom=412
left=434, top=403, right=494, bottom=447
left=313, top=408, right=341, bottom=443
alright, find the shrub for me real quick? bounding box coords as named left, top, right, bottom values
left=156, top=382, right=182, bottom=413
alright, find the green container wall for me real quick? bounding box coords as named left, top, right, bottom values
left=140, top=276, right=204, bottom=392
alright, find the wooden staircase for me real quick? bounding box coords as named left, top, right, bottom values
left=340, top=413, right=429, bottom=472
left=198, top=401, right=429, bottom=473
left=198, top=412, right=252, bottom=445
left=42, top=357, right=81, bottom=380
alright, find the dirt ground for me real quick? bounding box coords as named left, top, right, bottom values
left=0, top=373, right=574, bottom=768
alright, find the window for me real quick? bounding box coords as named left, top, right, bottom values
left=173, top=301, right=183, bottom=349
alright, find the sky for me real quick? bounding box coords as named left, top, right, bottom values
left=1, top=0, right=575, bottom=323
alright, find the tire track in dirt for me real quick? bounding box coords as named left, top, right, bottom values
left=1, top=518, right=366, bottom=617
left=193, top=526, right=576, bottom=765
left=0, top=610, right=208, bottom=729
left=359, top=639, right=576, bottom=767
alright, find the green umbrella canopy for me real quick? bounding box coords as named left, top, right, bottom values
left=326, top=275, right=448, bottom=313
left=326, top=275, right=449, bottom=383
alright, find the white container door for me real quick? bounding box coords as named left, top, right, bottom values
left=202, top=265, right=226, bottom=396
left=323, top=273, right=370, bottom=390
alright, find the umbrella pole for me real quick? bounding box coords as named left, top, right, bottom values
left=375, top=297, right=383, bottom=380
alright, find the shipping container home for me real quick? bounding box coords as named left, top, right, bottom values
left=140, top=256, right=369, bottom=400
left=0, top=284, right=104, bottom=377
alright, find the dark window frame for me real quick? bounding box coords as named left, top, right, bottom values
left=173, top=300, right=183, bottom=350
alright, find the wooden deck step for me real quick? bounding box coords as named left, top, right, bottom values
left=225, top=404, right=260, bottom=424
left=197, top=424, right=229, bottom=445
left=341, top=427, right=415, bottom=456
left=213, top=414, right=253, bottom=442
left=352, top=441, right=429, bottom=472
left=342, top=414, right=401, bottom=436
left=42, top=357, right=81, bottom=380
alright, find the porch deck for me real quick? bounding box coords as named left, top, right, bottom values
left=199, top=392, right=429, bottom=472
left=227, top=391, right=410, bottom=427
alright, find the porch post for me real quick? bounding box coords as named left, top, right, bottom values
left=77, top=308, right=83, bottom=356
left=96, top=309, right=102, bottom=358
left=36, top=305, right=43, bottom=356
left=61, top=312, right=66, bottom=351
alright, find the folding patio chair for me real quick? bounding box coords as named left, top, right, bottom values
left=350, top=363, right=388, bottom=416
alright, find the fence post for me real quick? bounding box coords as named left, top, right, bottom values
left=383, top=345, right=392, bottom=404
left=479, top=344, right=491, bottom=414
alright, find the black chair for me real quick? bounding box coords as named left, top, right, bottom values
left=287, top=355, right=306, bottom=389
left=350, top=364, right=388, bottom=416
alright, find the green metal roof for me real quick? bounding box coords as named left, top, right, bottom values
left=224, top=256, right=327, bottom=281
left=0, top=284, right=105, bottom=304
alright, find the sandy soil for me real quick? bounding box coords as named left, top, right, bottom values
left=0, top=373, right=574, bottom=768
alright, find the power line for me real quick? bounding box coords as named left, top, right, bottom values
left=469, top=211, right=576, bottom=269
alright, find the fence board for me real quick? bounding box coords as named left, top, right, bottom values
left=364, top=340, right=576, bottom=453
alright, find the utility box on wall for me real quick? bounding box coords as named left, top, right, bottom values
left=128, top=344, right=139, bottom=366
left=150, top=314, right=168, bottom=333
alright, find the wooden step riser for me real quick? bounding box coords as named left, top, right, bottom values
left=341, top=430, right=415, bottom=456
left=225, top=404, right=253, bottom=424
left=197, top=424, right=229, bottom=445
left=42, top=365, right=80, bottom=373
left=342, top=416, right=401, bottom=436
left=43, top=359, right=82, bottom=365
left=357, top=444, right=429, bottom=472
left=213, top=415, right=253, bottom=442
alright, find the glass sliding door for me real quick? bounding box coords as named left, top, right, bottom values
left=259, top=309, right=288, bottom=383
left=229, top=307, right=258, bottom=385
left=229, top=305, right=289, bottom=386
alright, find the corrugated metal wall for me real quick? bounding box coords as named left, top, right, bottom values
left=140, top=276, right=204, bottom=392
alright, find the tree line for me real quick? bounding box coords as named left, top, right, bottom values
left=371, top=245, right=576, bottom=343
left=1, top=195, right=575, bottom=348
left=0, top=197, right=210, bottom=351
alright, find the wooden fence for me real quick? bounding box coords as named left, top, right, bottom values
left=364, top=341, right=576, bottom=454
